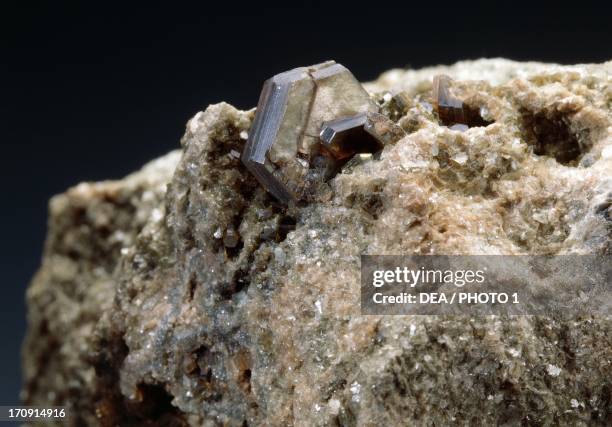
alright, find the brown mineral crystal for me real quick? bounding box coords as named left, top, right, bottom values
left=432, top=74, right=465, bottom=124
left=319, top=112, right=405, bottom=160
left=319, top=114, right=378, bottom=160
left=241, top=61, right=377, bottom=203
left=432, top=74, right=491, bottom=128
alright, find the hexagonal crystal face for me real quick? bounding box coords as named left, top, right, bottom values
left=320, top=113, right=374, bottom=160
left=241, top=67, right=316, bottom=203
left=320, top=112, right=406, bottom=160
left=241, top=61, right=377, bottom=203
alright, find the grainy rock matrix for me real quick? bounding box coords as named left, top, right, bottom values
left=23, top=59, right=612, bottom=426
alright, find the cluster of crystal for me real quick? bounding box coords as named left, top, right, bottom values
left=241, top=61, right=378, bottom=203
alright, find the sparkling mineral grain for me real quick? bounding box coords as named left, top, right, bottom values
left=24, top=59, right=612, bottom=426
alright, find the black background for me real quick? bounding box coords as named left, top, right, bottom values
left=1, top=0, right=610, bottom=403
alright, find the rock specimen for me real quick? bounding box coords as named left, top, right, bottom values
left=23, top=59, right=612, bottom=426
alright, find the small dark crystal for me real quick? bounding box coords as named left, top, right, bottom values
left=432, top=74, right=492, bottom=128
left=320, top=114, right=373, bottom=159
left=320, top=112, right=405, bottom=160
left=433, top=75, right=465, bottom=124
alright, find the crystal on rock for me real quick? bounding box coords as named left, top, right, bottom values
left=320, top=111, right=405, bottom=160
left=432, top=74, right=465, bottom=125
left=240, top=66, right=316, bottom=203
left=242, top=61, right=378, bottom=203
left=432, top=74, right=492, bottom=128
left=319, top=113, right=370, bottom=160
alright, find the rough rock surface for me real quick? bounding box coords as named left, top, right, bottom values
left=23, top=59, right=611, bottom=426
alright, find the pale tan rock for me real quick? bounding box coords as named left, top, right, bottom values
left=23, top=59, right=611, bottom=426
left=22, top=151, right=181, bottom=425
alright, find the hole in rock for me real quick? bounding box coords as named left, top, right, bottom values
left=344, top=179, right=387, bottom=220
left=361, top=193, right=385, bottom=219
left=126, top=384, right=186, bottom=426
left=520, top=109, right=589, bottom=165
left=277, top=215, right=297, bottom=242
left=225, top=238, right=244, bottom=258
left=461, top=104, right=494, bottom=128
left=193, top=345, right=214, bottom=382
left=222, top=216, right=244, bottom=259
left=238, top=369, right=252, bottom=393
left=186, top=274, right=197, bottom=301
left=594, top=384, right=610, bottom=422
left=93, top=338, right=183, bottom=426
left=220, top=268, right=250, bottom=300
left=435, top=102, right=493, bottom=129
